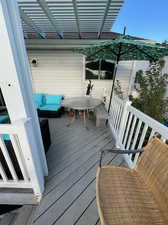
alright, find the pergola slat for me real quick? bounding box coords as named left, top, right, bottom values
left=72, top=0, right=81, bottom=39
left=98, top=0, right=112, bottom=39
left=17, top=0, right=124, bottom=39
left=37, top=0, right=63, bottom=39
left=19, top=8, right=46, bottom=39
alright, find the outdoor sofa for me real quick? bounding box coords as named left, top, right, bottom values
left=34, top=93, right=64, bottom=118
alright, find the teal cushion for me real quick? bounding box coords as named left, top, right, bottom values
left=0, top=134, right=10, bottom=141
left=39, top=104, right=61, bottom=111
left=45, top=95, right=63, bottom=105
left=33, top=93, right=44, bottom=108
left=0, top=115, right=9, bottom=123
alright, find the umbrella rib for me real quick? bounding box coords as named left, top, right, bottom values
left=87, top=45, right=117, bottom=59
left=109, top=48, right=118, bottom=57
left=134, top=45, right=156, bottom=61
left=119, top=45, right=137, bottom=56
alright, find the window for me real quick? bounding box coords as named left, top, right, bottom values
left=85, top=59, right=115, bottom=80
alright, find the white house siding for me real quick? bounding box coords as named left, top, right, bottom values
left=28, top=50, right=162, bottom=100
left=27, top=50, right=114, bottom=99
left=28, top=50, right=84, bottom=98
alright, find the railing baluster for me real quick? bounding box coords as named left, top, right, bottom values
left=126, top=115, right=137, bottom=150
left=0, top=162, right=8, bottom=181
left=112, top=99, right=117, bottom=127
left=0, top=137, right=18, bottom=181
left=117, top=100, right=132, bottom=147
left=137, top=124, right=148, bottom=149
left=132, top=124, right=149, bottom=166
left=116, top=105, right=122, bottom=132
left=131, top=120, right=142, bottom=149
left=114, top=102, right=120, bottom=129
left=108, top=94, right=168, bottom=167
left=123, top=113, right=133, bottom=148
left=110, top=99, right=116, bottom=127
left=10, top=134, right=29, bottom=181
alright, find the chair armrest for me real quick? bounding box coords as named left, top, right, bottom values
left=99, top=148, right=144, bottom=167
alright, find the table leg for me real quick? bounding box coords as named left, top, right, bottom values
left=66, top=110, right=76, bottom=127
left=87, top=109, right=90, bottom=120
left=83, top=110, right=89, bottom=130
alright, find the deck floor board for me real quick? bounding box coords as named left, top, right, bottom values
left=31, top=116, right=126, bottom=225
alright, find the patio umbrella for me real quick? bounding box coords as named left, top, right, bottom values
left=78, top=35, right=168, bottom=113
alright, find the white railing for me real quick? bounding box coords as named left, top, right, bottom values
left=107, top=94, right=168, bottom=168
left=0, top=118, right=44, bottom=198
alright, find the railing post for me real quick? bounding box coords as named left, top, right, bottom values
left=15, top=119, right=44, bottom=200
left=116, top=100, right=132, bottom=147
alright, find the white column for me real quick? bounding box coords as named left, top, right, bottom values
left=0, top=0, right=48, bottom=181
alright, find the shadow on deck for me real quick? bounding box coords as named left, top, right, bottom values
left=32, top=116, right=126, bottom=225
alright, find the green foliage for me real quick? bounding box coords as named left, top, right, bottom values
left=130, top=60, right=168, bottom=122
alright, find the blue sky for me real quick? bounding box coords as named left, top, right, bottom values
left=112, top=0, right=168, bottom=43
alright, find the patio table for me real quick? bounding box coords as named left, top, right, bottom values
left=62, top=96, right=102, bottom=128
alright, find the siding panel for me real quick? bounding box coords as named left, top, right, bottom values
left=28, top=50, right=151, bottom=99
left=28, top=50, right=84, bottom=97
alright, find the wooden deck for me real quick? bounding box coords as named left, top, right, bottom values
left=26, top=116, right=126, bottom=225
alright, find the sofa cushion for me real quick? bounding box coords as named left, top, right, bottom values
left=45, top=95, right=63, bottom=105
left=0, top=134, right=10, bottom=141
left=0, top=115, right=9, bottom=123
left=33, top=93, right=44, bottom=108
left=39, top=104, right=61, bottom=111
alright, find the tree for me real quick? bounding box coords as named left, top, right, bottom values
left=130, top=60, right=168, bottom=122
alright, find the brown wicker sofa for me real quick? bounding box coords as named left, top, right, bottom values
left=96, top=138, right=168, bottom=225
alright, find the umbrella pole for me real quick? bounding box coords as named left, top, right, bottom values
left=105, top=59, right=119, bottom=126
left=106, top=27, right=126, bottom=124
left=107, top=61, right=118, bottom=114
left=106, top=50, right=121, bottom=125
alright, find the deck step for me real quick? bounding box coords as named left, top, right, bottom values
left=0, top=189, right=39, bottom=205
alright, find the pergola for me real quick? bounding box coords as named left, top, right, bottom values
left=17, top=0, right=124, bottom=39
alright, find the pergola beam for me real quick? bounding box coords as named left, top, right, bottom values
left=19, top=8, right=46, bottom=39
left=37, top=0, right=63, bottom=39
left=72, top=0, right=81, bottom=39
left=97, top=0, right=111, bottom=39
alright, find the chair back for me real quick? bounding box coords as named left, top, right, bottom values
left=136, top=138, right=168, bottom=221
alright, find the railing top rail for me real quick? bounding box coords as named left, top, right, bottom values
left=107, top=94, right=131, bottom=106
left=0, top=118, right=31, bottom=134
left=128, top=105, right=168, bottom=137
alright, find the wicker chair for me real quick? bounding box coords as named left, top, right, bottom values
left=96, top=138, right=168, bottom=225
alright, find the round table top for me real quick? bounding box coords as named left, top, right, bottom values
left=62, top=96, right=102, bottom=110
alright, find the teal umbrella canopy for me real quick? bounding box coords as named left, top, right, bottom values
left=78, top=35, right=168, bottom=116
left=79, top=35, right=168, bottom=61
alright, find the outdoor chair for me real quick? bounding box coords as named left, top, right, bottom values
left=96, top=138, right=168, bottom=225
